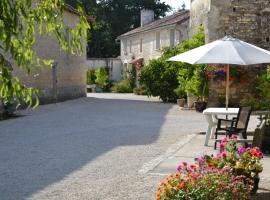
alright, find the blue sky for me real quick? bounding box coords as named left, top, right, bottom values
left=162, top=0, right=190, bottom=13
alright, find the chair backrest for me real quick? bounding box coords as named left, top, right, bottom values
left=235, top=106, right=252, bottom=130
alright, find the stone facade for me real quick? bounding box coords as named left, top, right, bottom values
left=13, top=8, right=87, bottom=104
left=118, top=11, right=190, bottom=75
left=120, top=24, right=189, bottom=66
left=190, top=0, right=270, bottom=106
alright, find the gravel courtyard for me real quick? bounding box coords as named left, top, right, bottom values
left=0, top=94, right=206, bottom=200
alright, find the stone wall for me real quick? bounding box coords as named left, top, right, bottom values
left=190, top=0, right=270, bottom=106
left=13, top=9, right=87, bottom=104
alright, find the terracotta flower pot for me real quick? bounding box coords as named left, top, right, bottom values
left=177, top=98, right=185, bottom=108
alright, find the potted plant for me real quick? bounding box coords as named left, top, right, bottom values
left=192, top=66, right=209, bottom=112
left=174, top=86, right=186, bottom=108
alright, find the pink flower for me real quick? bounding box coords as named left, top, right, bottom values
left=231, top=134, right=238, bottom=139
left=220, top=142, right=225, bottom=149
left=176, top=164, right=182, bottom=171
left=182, top=161, right=187, bottom=166
left=221, top=138, right=229, bottom=143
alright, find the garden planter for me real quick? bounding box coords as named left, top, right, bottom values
left=194, top=101, right=207, bottom=113
left=251, top=176, right=260, bottom=195
left=177, top=98, right=185, bottom=108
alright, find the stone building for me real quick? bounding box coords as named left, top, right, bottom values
left=13, top=5, right=90, bottom=104
left=117, top=10, right=190, bottom=80
left=190, top=0, right=270, bottom=106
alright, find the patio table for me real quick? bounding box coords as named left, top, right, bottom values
left=203, top=108, right=239, bottom=146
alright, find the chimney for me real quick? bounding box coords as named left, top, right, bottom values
left=141, top=9, right=154, bottom=27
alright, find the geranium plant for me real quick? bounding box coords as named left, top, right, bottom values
left=156, top=135, right=264, bottom=200
left=202, top=136, right=263, bottom=179
left=156, top=162, right=253, bottom=200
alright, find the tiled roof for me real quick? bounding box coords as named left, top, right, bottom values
left=118, top=10, right=190, bottom=39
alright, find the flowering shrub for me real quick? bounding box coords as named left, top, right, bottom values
left=156, top=136, right=263, bottom=200
left=203, top=136, right=263, bottom=179
left=205, top=65, right=246, bottom=83
left=156, top=162, right=253, bottom=200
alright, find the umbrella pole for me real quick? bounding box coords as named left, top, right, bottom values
left=226, top=64, right=230, bottom=110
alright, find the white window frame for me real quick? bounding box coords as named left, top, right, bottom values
left=140, top=38, right=143, bottom=53
left=129, top=40, right=132, bottom=54
left=123, top=40, right=127, bottom=55
left=170, top=29, right=175, bottom=47
left=156, top=32, right=160, bottom=50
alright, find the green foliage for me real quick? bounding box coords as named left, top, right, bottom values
left=111, top=79, right=134, bottom=93
left=133, top=85, right=148, bottom=95
left=140, top=26, right=206, bottom=102
left=65, top=0, right=170, bottom=58
left=125, top=64, right=136, bottom=89
left=95, top=67, right=109, bottom=89
left=176, top=26, right=208, bottom=100
left=86, top=69, right=96, bottom=85
left=0, top=0, right=89, bottom=108
left=240, top=66, right=270, bottom=110
left=139, top=59, right=180, bottom=102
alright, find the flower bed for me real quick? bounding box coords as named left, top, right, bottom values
left=156, top=136, right=263, bottom=200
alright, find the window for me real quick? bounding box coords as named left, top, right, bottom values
left=156, top=32, right=160, bottom=50
left=123, top=41, right=127, bottom=55
left=129, top=40, right=132, bottom=53
left=140, top=38, right=143, bottom=53
left=170, top=29, right=175, bottom=47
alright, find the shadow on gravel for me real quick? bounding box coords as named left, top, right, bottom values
left=0, top=97, right=173, bottom=199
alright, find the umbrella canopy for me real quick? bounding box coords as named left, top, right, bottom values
left=168, top=36, right=270, bottom=108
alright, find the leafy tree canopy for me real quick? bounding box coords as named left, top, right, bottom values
left=65, top=0, right=171, bottom=58
left=0, top=0, right=89, bottom=107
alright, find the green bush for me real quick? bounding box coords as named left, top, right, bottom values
left=139, top=59, right=180, bottom=102
left=133, top=85, right=148, bottom=95
left=240, top=66, right=270, bottom=110
left=86, top=69, right=96, bottom=85
left=95, top=67, right=109, bottom=89
left=139, top=26, right=206, bottom=103
left=111, top=79, right=133, bottom=93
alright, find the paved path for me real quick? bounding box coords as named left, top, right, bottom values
left=0, top=94, right=206, bottom=200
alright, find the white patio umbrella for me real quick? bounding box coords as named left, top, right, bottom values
left=169, top=36, right=270, bottom=109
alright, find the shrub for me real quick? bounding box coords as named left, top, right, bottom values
left=139, top=26, right=206, bottom=103
left=95, top=67, right=109, bottom=89
left=133, top=85, right=148, bottom=95
left=240, top=66, right=270, bottom=110
left=111, top=79, right=133, bottom=93
left=139, top=59, right=180, bottom=102
left=86, top=69, right=96, bottom=85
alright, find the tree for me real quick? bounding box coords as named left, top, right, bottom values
left=0, top=0, right=89, bottom=107
left=65, top=0, right=171, bottom=58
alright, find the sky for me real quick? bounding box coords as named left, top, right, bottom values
left=162, top=0, right=190, bottom=13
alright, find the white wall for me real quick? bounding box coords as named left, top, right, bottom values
left=120, top=21, right=189, bottom=66
left=86, top=58, right=122, bottom=81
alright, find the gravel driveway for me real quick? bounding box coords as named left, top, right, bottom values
left=0, top=94, right=206, bottom=200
